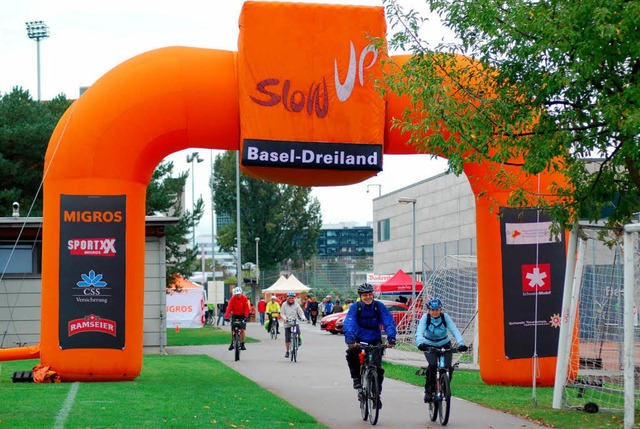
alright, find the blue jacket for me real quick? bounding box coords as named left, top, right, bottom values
left=415, top=312, right=464, bottom=348
left=343, top=300, right=397, bottom=345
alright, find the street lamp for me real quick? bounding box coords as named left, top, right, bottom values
left=366, top=184, right=382, bottom=197
left=25, top=21, right=49, bottom=101
left=255, top=237, right=260, bottom=288
left=186, top=152, right=203, bottom=248
left=398, top=196, right=417, bottom=328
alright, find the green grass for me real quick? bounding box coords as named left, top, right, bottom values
left=0, top=356, right=328, bottom=429
left=382, top=362, right=629, bottom=429
left=167, top=324, right=259, bottom=346
left=0, top=328, right=632, bottom=429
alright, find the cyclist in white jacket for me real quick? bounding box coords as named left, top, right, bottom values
left=280, top=292, right=307, bottom=358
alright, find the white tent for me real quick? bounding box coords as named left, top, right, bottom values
left=261, top=275, right=289, bottom=294
left=261, top=274, right=311, bottom=294
left=166, top=276, right=206, bottom=328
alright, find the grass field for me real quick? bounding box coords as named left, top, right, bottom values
left=0, top=326, right=631, bottom=428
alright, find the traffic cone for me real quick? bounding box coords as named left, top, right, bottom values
left=175, top=325, right=180, bottom=333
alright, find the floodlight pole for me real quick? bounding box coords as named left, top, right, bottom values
left=399, top=196, right=417, bottom=329
left=187, top=152, right=203, bottom=248
left=26, top=21, right=50, bottom=101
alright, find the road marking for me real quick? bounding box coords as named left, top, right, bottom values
left=54, top=381, right=79, bottom=429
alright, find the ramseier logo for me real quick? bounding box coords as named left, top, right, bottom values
left=63, top=210, right=123, bottom=223
left=68, top=238, right=116, bottom=256
left=68, top=314, right=116, bottom=337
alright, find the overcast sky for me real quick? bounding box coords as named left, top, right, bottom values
left=2, top=0, right=452, bottom=232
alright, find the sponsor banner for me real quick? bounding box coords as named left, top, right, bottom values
left=500, top=208, right=565, bottom=359
left=242, top=139, right=382, bottom=171
left=59, top=195, right=126, bottom=349
left=366, top=273, right=393, bottom=285
left=166, top=288, right=206, bottom=329
left=237, top=2, right=386, bottom=183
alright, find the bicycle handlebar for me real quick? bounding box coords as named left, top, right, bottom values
left=423, top=346, right=461, bottom=354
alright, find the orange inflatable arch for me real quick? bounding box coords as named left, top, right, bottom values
left=9, top=2, right=572, bottom=384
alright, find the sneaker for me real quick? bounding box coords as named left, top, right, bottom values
left=376, top=399, right=382, bottom=409
left=284, top=352, right=290, bottom=358
left=424, top=392, right=433, bottom=403
left=352, top=378, right=362, bottom=389
left=228, top=344, right=234, bottom=351
left=240, top=343, right=247, bottom=351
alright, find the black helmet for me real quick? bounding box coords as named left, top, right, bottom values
left=357, top=283, right=374, bottom=295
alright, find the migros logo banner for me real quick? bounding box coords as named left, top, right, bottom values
left=238, top=2, right=386, bottom=185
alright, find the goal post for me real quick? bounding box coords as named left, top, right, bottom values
left=553, top=222, right=638, bottom=428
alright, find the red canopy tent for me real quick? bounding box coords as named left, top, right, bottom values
left=374, top=269, right=423, bottom=295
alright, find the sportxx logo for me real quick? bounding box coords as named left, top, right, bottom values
left=250, top=41, right=379, bottom=119
left=68, top=238, right=116, bottom=256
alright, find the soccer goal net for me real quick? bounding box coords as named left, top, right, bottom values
left=385, top=255, right=479, bottom=369
left=553, top=223, right=639, bottom=427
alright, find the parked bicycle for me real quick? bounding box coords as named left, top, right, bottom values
left=231, top=317, right=246, bottom=361
left=268, top=312, right=280, bottom=340
left=417, top=346, right=461, bottom=426
left=356, top=342, right=387, bottom=425
left=289, top=318, right=302, bottom=362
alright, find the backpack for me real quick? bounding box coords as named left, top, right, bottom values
left=356, top=300, right=381, bottom=323
left=427, top=313, right=447, bottom=329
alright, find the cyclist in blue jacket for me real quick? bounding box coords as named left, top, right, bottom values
left=343, top=283, right=396, bottom=409
left=415, top=297, right=468, bottom=402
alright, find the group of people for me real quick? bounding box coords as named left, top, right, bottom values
left=222, top=283, right=467, bottom=410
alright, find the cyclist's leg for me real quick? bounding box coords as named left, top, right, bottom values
left=346, top=346, right=362, bottom=388
left=371, top=346, right=385, bottom=393
left=444, top=350, right=454, bottom=381
left=284, top=326, right=292, bottom=357
left=424, top=351, right=438, bottom=401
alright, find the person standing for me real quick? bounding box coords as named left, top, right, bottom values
left=280, top=292, right=307, bottom=358
left=332, top=299, right=343, bottom=314
left=257, top=297, right=267, bottom=325
left=324, top=295, right=334, bottom=317
left=343, top=283, right=397, bottom=410
left=415, top=297, right=468, bottom=403
left=224, top=286, right=250, bottom=351
left=216, top=299, right=228, bottom=326
left=307, top=296, right=319, bottom=326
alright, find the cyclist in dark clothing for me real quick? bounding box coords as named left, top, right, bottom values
left=343, top=283, right=397, bottom=409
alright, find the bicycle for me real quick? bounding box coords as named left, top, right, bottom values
left=288, top=318, right=302, bottom=363
left=417, top=346, right=460, bottom=426
left=356, top=342, right=387, bottom=425
left=268, top=312, right=280, bottom=340
left=230, top=317, right=245, bottom=362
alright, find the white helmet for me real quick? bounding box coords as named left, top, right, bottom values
left=232, top=286, right=243, bottom=296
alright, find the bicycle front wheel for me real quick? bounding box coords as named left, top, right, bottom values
left=367, top=368, right=380, bottom=425
left=359, top=370, right=369, bottom=421
left=290, top=333, right=298, bottom=362
left=438, top=373, right=451, bottom=425
left=234, top=331, right=241, bottom=362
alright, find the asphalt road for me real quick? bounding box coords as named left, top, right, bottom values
left=167, top=321, right=549, bottom=429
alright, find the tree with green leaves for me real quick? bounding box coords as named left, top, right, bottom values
left=0, top=87, right=71, bottom=216
left=0, top=87, right=203, bottom=282
left=211, top=151, right=322, bottom=270
left=146, top=161, right=204, bottom=282
left=380, top=0, right=640, bottom=231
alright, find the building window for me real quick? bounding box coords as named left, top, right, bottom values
left=0, top=243, right=41, bottom=275
left=377, top=218, right=390, bottom=242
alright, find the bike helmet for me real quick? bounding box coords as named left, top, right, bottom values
left=357, top=283, right=374, bottom=295
left=270, top=295, right=277, bottom=300
left=232, top=286, right=243, bottom=296
left=427, top=297, right=442, bottom=310
left=286, top=292, right=296, bottom=297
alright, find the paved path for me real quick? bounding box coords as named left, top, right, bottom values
left=167, top=322, right=550, bottom=429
